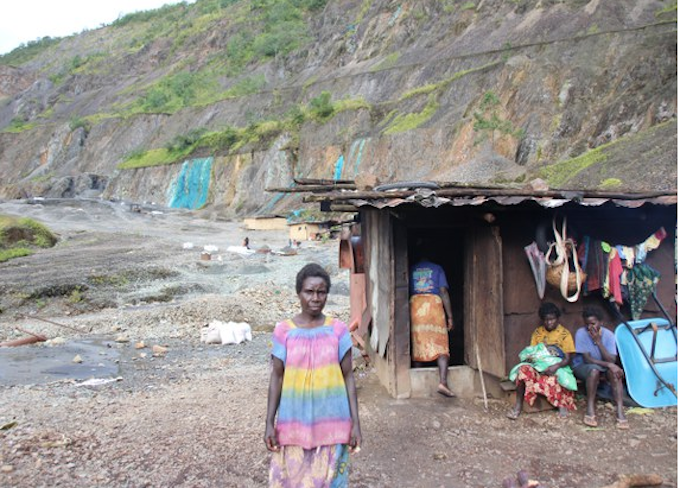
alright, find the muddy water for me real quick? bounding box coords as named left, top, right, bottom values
left=0, top=338, right=120, bottom=386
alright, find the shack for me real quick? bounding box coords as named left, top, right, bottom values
left=306, top=184, right=677, bottom=399
left=243, top=215, right=288, bottom=231
left=288, top=220, right=334, bottom=242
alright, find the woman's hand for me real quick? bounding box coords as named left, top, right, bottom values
left=607, top=362, right=624, bottom=379
left=447, top=318, right=454, bottom=331
left=349, top=422, right=362, bottom=454
left=264, top=423, right=280, bottom=452
left=543, top=364, right=559, bottom=376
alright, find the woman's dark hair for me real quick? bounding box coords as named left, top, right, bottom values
left=538, top=302, right=561, bottom=319
left=582, top=306, right=604, bottom=321
left=295, top=263, right=331, bottom=294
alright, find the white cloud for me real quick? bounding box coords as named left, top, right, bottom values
left=0, top=1, right=191, bottom=55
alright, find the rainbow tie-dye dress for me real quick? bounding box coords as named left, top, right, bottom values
left=272, top=316, right=352, bottom=449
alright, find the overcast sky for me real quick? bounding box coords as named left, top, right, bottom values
left=0, top=1, right=190, bottom=55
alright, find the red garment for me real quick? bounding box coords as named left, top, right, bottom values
left=608, top=251, right=624, bottom=305
left=515, top=364, right=577, bottom=411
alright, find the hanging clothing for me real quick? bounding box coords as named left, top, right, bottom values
left=579, top=237, right=607, bottom=295
left=524, top=242, right=546, bottom=299
left=626, top=264, right=661, bottom=320
left=606, top=249, right=624, bottom=305
left=410, top=293, right=449, bottom=362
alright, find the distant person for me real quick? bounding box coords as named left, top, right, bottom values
left=264, top=263, right=361, bottom=485
left=242, top=237, right=250, bottom=249
left=507, top=302, right=577, bottom=419
left=409, top=245, right=455, bottom=397
left=573, top=307, right=628, bottom=429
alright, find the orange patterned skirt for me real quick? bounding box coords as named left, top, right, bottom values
left=410, top=294, right=449, bottom=362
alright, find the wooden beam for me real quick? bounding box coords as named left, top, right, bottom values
left=267, top=184, right=357, bottom=193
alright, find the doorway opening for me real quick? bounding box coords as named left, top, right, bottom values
left=406, top=226, right=466, bottom=367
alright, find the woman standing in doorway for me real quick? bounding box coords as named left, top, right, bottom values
left=264, top=263, right=362, bottom=487
left=410, top=245, right=456, bottom=398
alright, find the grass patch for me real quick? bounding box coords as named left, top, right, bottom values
left=599, top=178, right=622, bottom=189
left=399, top=60, right=502, bottom=101
left=2, top=118, right=36, bottom=134
left=656, top=2, right=677, bottom=17
left=371, top=52, right=400, bottom=72
left=0, top=215, right=57, bottom=262
left=539, top=143, right=612, bottom=187
left=383, top=94, right=439, bottom=134
left=0, top=248, right=33, bottom=263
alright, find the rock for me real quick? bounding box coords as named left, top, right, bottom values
left=135, top=341, right=146, bottom=349
left=115, top=335, right=129, bottom=343
left=1, top=465, right=13, bottom=473
left=72, top=355, right=83, bottom=363
left=152, top=345, right=168, bottom=357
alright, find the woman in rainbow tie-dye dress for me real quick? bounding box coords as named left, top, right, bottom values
left=264, top=263, right=362, bottom=487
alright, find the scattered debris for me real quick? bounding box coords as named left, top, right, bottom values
left=77, top=377, right=123, bottom=387
left=200, top=251, right=211, bottom=261
left=203, top=245, right=219, bottom=253
left=200, top=320, right=252, bottom=345
left=600, top=474, right=663, bottom=488
left=501, top=469, right=545, bottom=488
left=0, top=422, right=17, bottom=431
left=135, top=341, right=146, bottom=349
left=152, top=345, right=168, bottom=357
left=72, top=354, right=83, bottom=363
left=182, top=242, right=194, bottom=249
left=114, top=335, right=129, bottom=343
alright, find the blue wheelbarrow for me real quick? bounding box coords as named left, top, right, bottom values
left=615, top=315, right=677, bottom=408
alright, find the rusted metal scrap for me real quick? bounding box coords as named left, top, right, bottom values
left=0, top=326, right=47, bottom=347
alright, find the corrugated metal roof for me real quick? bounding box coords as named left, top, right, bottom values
left=302, top=187, right=677, bottom=209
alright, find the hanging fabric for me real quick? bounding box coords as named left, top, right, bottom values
left=524, top=241, right=546, bottom=299
left=545, top=216, right=586, bottom=303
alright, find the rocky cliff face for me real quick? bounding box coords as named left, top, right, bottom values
left=0, top=0, right=676, bottom=217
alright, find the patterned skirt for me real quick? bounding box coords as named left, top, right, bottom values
left=410, top=294, right=449, bottom=362
left=516, top=364, right=577, bottom=410
left=269, top=444, right=349, bottom=488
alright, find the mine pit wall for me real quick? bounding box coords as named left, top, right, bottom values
left=103, top=139, right=298, bottom=218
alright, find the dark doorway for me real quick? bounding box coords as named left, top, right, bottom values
left=406, top=226, right=466, bottom=366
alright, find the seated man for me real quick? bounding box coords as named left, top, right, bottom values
left=572, top=306, right=628, bottom=429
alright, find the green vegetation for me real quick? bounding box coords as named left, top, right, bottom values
left=2, top=118, right=36, bottom=134
left=599, top=178, right=622, bottom=189
left=461, top=2, right=476, bottom=11
left=655, top=1, right=677, bottom=16
left=539, top=143, right=610, bottom=187
left=472, top=91, right=524, bottom=147
left=399, top=61, right=502, bottom=101
left=0, top=36, right=61, bottom=66
left=118, top=91, right=368, bottom=169
left=383, top=94, right=440, bottom=134
left=371, top=52, right=401, bottom=72
left=0, top=215, right=57, bottom=263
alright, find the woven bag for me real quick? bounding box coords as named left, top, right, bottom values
left=544, top=216, right=586, bottom=302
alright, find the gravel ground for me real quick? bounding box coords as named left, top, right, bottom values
left=0, top=199, right=677, bottom=488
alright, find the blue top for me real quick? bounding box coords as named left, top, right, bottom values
left=409, top=260, right=449, bottom=296
left=572, top=326, right=617, bottom=368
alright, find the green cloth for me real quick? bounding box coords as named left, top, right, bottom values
left=509, top=342, right=577, bottom=391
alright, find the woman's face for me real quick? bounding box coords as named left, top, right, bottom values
left=298, top=276, right=328, bottom=317
left=542, top=313, right=559, bottom=331
left=585, top=315, right=602, bottom=335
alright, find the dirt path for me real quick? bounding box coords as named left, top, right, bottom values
left=0, top=199, right=676, bottom=488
